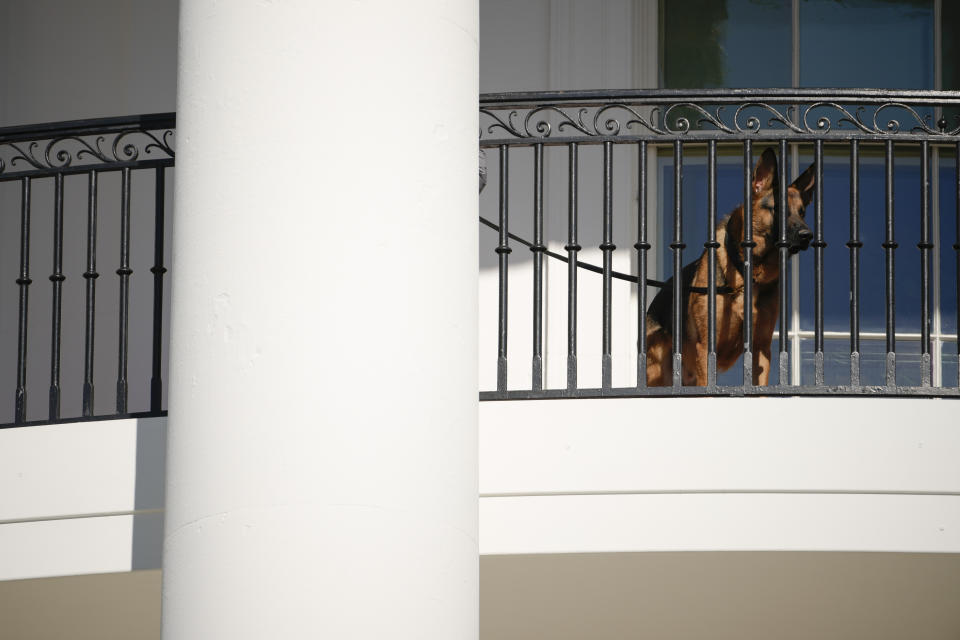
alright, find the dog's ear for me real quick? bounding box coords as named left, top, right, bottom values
left=752, top=147, right=778, bottom=195
left=790, top=164, right=816, bottom=208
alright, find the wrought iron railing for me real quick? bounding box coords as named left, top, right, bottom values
left=478, top=89, right=960, bottom=399
left=0, top=114, right=175, bottom=426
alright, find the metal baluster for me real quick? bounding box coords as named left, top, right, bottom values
left=151, top=167, right=168, bottom=411
left=601, top=141, right=616, bottom=390
left=813, top=141, right=825, bottom=386
left=777, top=139, right=789, bottom=386
left=15, top=177, right=32, bottom=424
left=567, top=143, right=580, bottom=391
left=848, top=140, right=862, bottom=387
left=532, top=144, right=545, bottom=390
left=636, top=141, right=650, bottom=389
left=742, top=141, right=754, bottom=386
left=706, top=140, right=718, bottom=388
left=884, top=140, right=897, bottom=387
left=49, top=173, right=65, bottom=420
left=672, top=140, right=684, bottom=389
left=83, top=171, right=99, bottom=416
left=117, top=168, right=132, bottom=413
left=931, top=140, right=943, bottom=388
left=496, top=145, right=510, bottom=392
left=919, top=141, right=932, bottom=386
left=955, top=141, right=960, bottom=388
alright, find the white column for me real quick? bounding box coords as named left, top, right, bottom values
left=162, top=2, right=478, bottom=639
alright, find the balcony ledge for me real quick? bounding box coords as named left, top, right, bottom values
left=2, top=396, right=958, bottom=582
left=480, top=396, right=960, bottom=554
left=0, top=417, right=166, bottom=581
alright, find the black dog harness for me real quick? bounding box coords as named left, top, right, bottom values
left=724, top=217, right=748, bottom=283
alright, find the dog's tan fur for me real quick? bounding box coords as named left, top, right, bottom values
left=646, top=149, right=815, bottom=386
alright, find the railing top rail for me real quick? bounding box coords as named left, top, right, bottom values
left=0, top=112, right=176, bottom=144
left=479, top=89, right=960, bottom=143
left=0, top=112, right=176, bottom=179
left=480, top=88, right=960, bottom=108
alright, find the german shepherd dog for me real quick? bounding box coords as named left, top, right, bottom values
left=645, top=148, right=815, bottom=386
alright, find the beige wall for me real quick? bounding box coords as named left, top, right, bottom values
left=482, top=552, right=960, bottom=640
left=0, top=570, right=161, bottom=640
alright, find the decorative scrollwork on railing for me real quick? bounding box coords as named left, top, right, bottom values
left=480, top=92, right=960, bottom=142
left=480, top=105, right=599, bottom=139
left=799, top=102, right=870, bottom=134
left=480, top=101, right=813, bottom=139
left=0, top=143, right=44, bottom=173
left=798, top=102, right=960, bottom=136
left=734, top=103, right=804, bottom=134
left=46, top=136, right=112, bottom=168
left=873, top=102, right=938, bottom=135
left=479, top=102, right=745, bottom=139
left=0, top=127, right=175, bottom=176
left=594, top=103, right=665, bottom=135
left=481, top=108, right=522, bottom=138
left=662, top=103, right=736, bottom=134
left=525, top=105, right=594, bottom=137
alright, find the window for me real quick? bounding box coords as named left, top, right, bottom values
left=659, top=0, right=959, bottom=385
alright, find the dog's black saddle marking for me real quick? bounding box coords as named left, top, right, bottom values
left=645, top=260, right=701, bottom=332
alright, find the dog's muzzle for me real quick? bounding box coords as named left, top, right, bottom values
left=788, top=227, right=813, bottom=254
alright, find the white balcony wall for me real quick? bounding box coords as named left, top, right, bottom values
left=4, top=396, right=958, bottom=580
left=480, top=397, right=960, bottom=555
left=0, top=417, right=166, bottom=581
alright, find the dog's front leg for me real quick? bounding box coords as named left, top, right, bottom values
left=685, top=340, right=709, bottom=386
left=753, top=343, right=772, bottom=386
left=752, top=288, right=779, bottom=386
left=680, top=338, right=707, bottom=386
left=645, top=326, right=673, bottom=387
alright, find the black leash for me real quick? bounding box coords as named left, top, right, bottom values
left=479, top=215, right=737, bottom=295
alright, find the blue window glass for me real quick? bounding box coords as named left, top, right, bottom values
left=663, top=0, right=791, bottom=89
left=796, top=149, right=925, bottom=334
left=799, top=0, right=934, bottom=89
